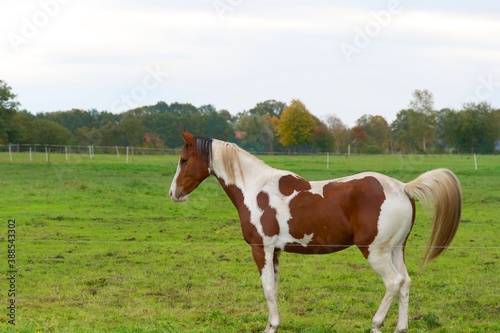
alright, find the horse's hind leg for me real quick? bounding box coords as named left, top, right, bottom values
left=368, top=249, right=405, bottom=333
left=392, top=247, right=411, bottom=333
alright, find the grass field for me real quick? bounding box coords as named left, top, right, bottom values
left=0, top=152, right=499, bottom=332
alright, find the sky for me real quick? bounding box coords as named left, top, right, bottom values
left=1, top=0, right=500, bottom=126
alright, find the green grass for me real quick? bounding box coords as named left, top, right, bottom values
left=0, top=152, right=499, bottom=332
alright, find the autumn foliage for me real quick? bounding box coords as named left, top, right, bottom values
left=277, top=99, right=316, bottom=151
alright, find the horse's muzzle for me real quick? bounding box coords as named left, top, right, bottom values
left=170, top=189, right=187, bottom=202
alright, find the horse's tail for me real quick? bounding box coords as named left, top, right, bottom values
left=404, top=168, right=462, bottom=267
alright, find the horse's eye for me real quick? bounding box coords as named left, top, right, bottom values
left=180, top=158, right=188, bottom=164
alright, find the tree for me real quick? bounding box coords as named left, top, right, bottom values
left=10, top=110, right=33, bottom=143
left=143, top=132, right=164, bottom=148
left=169, top=102, right=198, bottom=115
left=349, top=126, right=368, bottom=153
left=391, top=107, right=438, bottom=153
left=99, top=121, right=122, bottom=146
left=248, top=100, right=287, bottom=117
left=119, top=116, right=144, bottom=146
left=409, top=89, right=434, bottom=114
left=36, top=109, right=94, bottom=134
left=0, top=80, right=21, bottom=143
left=313, top=123, right=334, bottom=152
left=408, top=89, right=436, bottom=151
left=454, top=103, right=498, bottom=153
left=75, top=126, right=102, bottom=146
left=236, top=113, right=274, bottom=152
left=391, top=109, right=416, bottom=152
left=238, top=100, right=287, bottom=152
left=195, top=105, right=235, bottom=141
left=326, top=115, right=348, bottom=153
left=355, top=114, right=390, bottom=152
left=277, top=99, right=316, bottom=152
left=436, top=108, right=459, bottom=151
left=265, top=114, right=282, bottom=152
left=32, top=119, right=74, bottom=145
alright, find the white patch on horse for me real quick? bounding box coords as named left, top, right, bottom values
left=210, top=141, right=316, bottom=249
left=287, top=233, right=314, bottom=248
left=169, top=160, right=187, bottom=202
left=370, top=176, right=413, bottom=252
left=308, top=180, right=329, bottom=197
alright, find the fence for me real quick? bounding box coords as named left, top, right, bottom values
left=0, top=143, right=345, bottom=162
left=0, top=144, right=181, bottom=163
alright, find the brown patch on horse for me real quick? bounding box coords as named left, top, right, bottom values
left=257, top=191, right=280, bottom=237
left=250, top=246, right=280, bottom=276
left=285, top=176, right=385, bottom=257
left=251, top=246, right=266, bottom=275
left=348, top=177, right=386, bottom=258
left=279, top=174, right=311, bottom=196
left=216, top=177, right=263, bottom=247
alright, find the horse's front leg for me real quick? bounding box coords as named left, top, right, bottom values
left=252, top=245, right=281, bottom=333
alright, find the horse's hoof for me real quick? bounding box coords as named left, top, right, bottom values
left=265, top=323, right=280, bottom=333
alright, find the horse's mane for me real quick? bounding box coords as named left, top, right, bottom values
left=194, top=136, right=265, bottom=185
left=194, top=136, right=212, bottom=165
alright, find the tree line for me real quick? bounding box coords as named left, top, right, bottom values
left=1, top=79, right=499, bottom=154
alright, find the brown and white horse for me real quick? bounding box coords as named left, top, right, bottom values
left=169, top=131, right=462, bottom=333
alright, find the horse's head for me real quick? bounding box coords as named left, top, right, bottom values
left=169, top=131, right=212, bottom=202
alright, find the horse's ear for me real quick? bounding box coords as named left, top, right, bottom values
left=181, top=131, right=194, bottom=144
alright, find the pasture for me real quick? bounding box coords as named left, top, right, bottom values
left=0, top=152, right=498, bottom=332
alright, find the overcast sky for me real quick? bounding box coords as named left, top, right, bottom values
left=1, top=0, right=500, bottom=126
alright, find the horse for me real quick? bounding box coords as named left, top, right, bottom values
left=169, top=131, right=462, bottom=333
